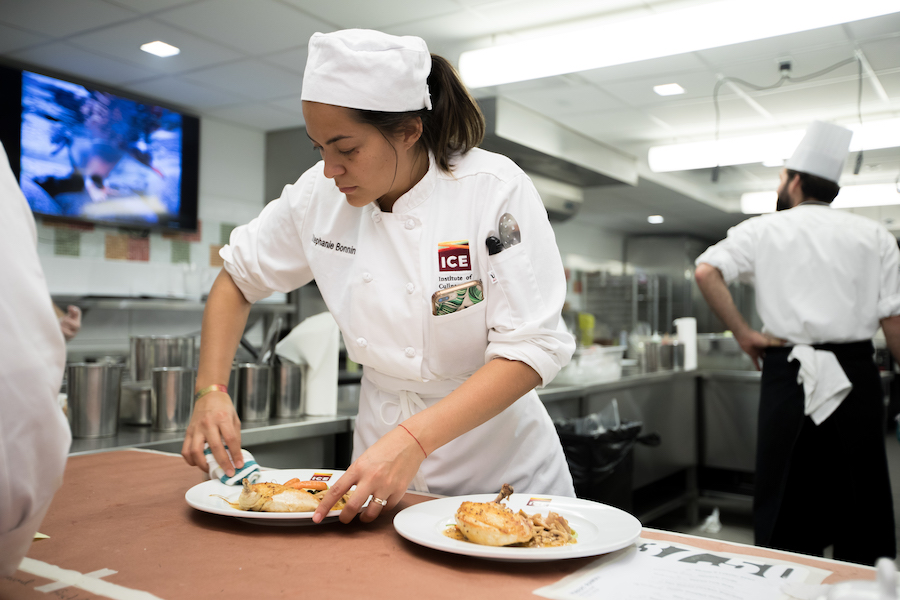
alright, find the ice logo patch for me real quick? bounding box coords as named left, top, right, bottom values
left=438, top=240, right=470, bottom=272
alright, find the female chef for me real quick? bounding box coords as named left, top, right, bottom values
left=181, top=29, right=576, bottom=523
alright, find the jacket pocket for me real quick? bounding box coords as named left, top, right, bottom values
left=427, top=300, right=488, bottom=378
left=487, top=244, right=545, bottom=328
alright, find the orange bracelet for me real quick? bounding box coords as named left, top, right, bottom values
left=398, top=423, right=427, bottom=458
left=194, top=383, right=229, bottom=402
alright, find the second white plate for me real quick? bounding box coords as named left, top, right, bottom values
left=393, top=493, right=641, bottom=561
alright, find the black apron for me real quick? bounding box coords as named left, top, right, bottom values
left=755, top=341, right=896, bottom=566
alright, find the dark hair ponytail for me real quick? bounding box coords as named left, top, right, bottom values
left=352, top=54, right=485, bottom=173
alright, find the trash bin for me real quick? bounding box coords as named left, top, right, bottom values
left=554, top=403, right=660, bottom=512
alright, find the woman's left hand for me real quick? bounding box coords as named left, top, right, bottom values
left=312, top=426, right=425, bottom=524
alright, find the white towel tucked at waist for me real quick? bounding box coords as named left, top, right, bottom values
left=787, top=344, right=853, bottom=425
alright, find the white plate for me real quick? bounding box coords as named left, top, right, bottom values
left=393, top=494, right=641, bottom=561
left=185, top=469, right=347, bottom=526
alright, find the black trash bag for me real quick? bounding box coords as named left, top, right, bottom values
left=554, top=417, right=659, bottom=511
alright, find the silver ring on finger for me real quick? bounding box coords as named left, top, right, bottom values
left=372, top=496, right=388, bottom=506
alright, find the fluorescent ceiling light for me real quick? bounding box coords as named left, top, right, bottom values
left=654, top=83, right=685, bottom=96
left=647, top=215, right=665, bottom=224
left=140, top=41, right=180, bottom=57
left=458, top=0, right=900, bottom=88
left=649, top=118, right=900, bottom=172
left=762, top=158, right=785, bottom=168
left=741, top=184, right=900, bottom=214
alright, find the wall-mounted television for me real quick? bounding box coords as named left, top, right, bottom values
left=0, top=64, right=199, bottom=234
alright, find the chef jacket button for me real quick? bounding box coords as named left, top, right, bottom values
left=406, top=283, right=415, bottom=294
left=372, top=213, right=382, bottom=223
left=363, top=272, right=373, bottom=283
left=405, top=219, right=415, bottom=230
left=404, top=347, right=416, bottom=358
left=357, top=338, right=368, bottom=348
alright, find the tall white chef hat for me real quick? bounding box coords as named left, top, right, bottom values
left=301, top=29, right=432, bottom=113
left=784, top=120, right=853, bottom=184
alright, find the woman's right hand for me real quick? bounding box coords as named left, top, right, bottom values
left=181, top=391, right=244, bottom=476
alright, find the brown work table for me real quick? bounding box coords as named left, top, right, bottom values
left=1, top=450, right=877, bottom=600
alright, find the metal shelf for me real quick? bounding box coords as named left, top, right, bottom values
left=53, top=296, right=296, bottom=314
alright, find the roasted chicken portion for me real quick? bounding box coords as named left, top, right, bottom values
left=216, top=479, right=351, bottom=513
left=236, top=479, right=320, bottom=512
left=449, top=484, right=577, bottom=548
left=455, top=484, right=534, bottom=546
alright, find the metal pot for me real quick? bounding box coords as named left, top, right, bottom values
left=67, top=362, right=123, bottom=438
left=130, top=335, right=195, bottom=382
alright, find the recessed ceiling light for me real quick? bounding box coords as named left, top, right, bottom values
left=653, top=83, right=685, bottom=96
left=141, top=41, right=180, bottom=57
left=647, top=215, right=664, bottom=224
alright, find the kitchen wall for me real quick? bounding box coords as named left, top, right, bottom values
left=50, top=123, right=633, bottom=360
left=44, top=118, right=269, bottom=360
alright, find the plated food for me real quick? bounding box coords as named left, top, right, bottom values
left=445, top=484, right=576, bottom=548
left=215, top=478, right=351, bottom=513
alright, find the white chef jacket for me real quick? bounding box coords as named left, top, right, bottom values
left=696, top=202, right=900, bottom=344
left=222, top=148, right=576, bottom=496
left=0, top=142, right=70, bottom=576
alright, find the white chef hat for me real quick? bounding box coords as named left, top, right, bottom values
left=301, top=29, right=432, bottom=113
left=784, top=120, right=853, bottom=183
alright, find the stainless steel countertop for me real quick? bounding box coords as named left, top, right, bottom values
left=68, top=367, right=894, bottom=455
left=68, top=413, right=354, bottom=456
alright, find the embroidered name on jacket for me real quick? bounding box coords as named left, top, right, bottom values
left=438, top=240, right=470, bottom=272
left=312, top=235, right=356, bottom=255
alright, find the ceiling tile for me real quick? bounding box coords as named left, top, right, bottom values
left=156, top=0, right=330, bottom=55
left=68, top=18, right=243, bottom=74
left=695, top=24, right=851, bottom=71
left=124, top=76, right=247, bottom=110
left=877, top=72, right=900, bottom=99
left=184, top=60, right=302, bottom=101
left=578, top=53, right=709, bottom=86
left=106, top=0, right=195, bottom=13
left=280, top=0, right=459, bottom=30
left=502, top=81, right=625, bottom=117
left=207, top=103, right=305, bottom=132
left=753, top=79, right=869, bottom=120
left=262, top=47, right=309, bottom=75
left=598, top=71, right=720, bottom=109
left=268, top=95, right=304, bottom=116
left=0, top=22, right=47, bottom=53
left=708, top=44, right=858, bottom=89
left=558, top=107, right=664, bottom=143
left=10, top=41, right=158, bottom=85
left=0, top=0, right=137, bottom=37
left=858, top=38, right=900, bottom=72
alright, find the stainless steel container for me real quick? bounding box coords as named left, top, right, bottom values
left=640, top=340, right=661, bottom=373
left=130, top=335, right=196, bottom=382
left=273, top=362, right=303, bottom=418
left=236, top=363, right=271, bottom=422
left=152, top=367, right=196, bottom=432
left=120, top=380, right=152, bottom=425
left=67, top=363, right=123, bottom=438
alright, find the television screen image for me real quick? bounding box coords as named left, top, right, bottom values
left=18, top=70, right=194, bottom=230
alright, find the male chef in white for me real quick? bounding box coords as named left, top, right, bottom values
left=694, top=121, right=899, bottom=566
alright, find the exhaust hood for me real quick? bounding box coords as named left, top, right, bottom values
left=477, top=97, right=638, bottom=209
